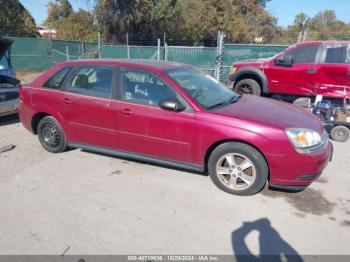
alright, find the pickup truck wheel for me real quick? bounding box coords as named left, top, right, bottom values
left=37, top=116, right=68, bottom=153
left=330, top=125, right=349, bottom=142
left=208, top=142, right=268, bottom=196
left=234, top=79, right=261, bottom=96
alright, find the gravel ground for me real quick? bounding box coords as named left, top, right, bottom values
left=0, top=114, right=350, bottom=256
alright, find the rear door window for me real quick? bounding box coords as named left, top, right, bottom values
left=68, top=66, right=113, bottom=98
left=286, top=45, right=319, bottom=64
left=324, top=45, right=350, bottom=64
left=43, top=67, right=71, bottom=89
left=121, top=68, right=177, bottom=106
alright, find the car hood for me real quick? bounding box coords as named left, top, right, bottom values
left=0, top=37, right=13, bottom=59
left=211, top=95, right=323, bottom=133
left=237, top=57, right=271, bottom=63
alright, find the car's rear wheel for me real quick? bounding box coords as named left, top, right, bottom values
left=37, top=116, right=67, bottom=153
left=234, top=79, right=261, bottom=96
left=330, top=125, right=349, bottom=142
left=208, top=142, right=268, bottom=196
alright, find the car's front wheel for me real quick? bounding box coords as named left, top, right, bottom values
left=208, top=142, right=268, bottom=196
left=233, top=79, right=261, bottom=96
left=37, top=116, right=68, bottom=153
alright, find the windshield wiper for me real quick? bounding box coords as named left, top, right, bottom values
left=207, top=95, right=241, bottom=110
left=228, top=94, right=241, bottom=103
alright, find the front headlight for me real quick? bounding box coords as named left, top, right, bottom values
left=285, top=128, right=321, bottom=149
left=231, top=67, right=237, bottom=74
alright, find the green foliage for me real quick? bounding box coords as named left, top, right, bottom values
left=44, top=0, right=73, bottom=28
left=44, top=0, right=98, bottom=42
left=0, top=0, right=38, bottom=37
left=93, top=0, right=278, bottom=45
left=278, top=10, right=350, bottom=43
left=55, top=9, right=98, bottom=42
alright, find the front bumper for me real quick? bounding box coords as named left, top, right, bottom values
left=268, top=140, right=333, bottom=188
left=0, top=99, right=18, bottom=117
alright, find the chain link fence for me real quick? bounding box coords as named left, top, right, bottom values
left=9, top=36, right=288, bottom=83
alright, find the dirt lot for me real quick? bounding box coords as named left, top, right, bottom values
left=0, top=114, right=350, bottom=256
left=16, top=70, right=42, bottom=84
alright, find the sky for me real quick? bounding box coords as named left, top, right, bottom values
left=20, top=0, right=350, bottom=28
left=266, top=0, right=350, bottom=27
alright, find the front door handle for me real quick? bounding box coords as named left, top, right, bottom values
left=119, top=108, right=134, bottom=115
left=62, top=98, right=72, bottom=104
left=347, top=69, right=350, bottom=76
left=307, top=67, right=317, bottom=74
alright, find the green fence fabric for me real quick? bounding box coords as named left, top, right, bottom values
left=9, top=37, right=52, bottom=71
left=167, top=46, right=217, bottom=76
left=101, top=45, right=127, bottom=59
left=8, top=37, right=289, bottom=83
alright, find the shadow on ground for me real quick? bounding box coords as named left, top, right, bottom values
left=232, top=218, right=303, bottom=262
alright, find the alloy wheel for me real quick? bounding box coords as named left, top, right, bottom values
left=215, top=153, right=256, bottom=191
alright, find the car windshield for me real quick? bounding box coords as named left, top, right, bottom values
left=166, top=67, right=240, bottom=110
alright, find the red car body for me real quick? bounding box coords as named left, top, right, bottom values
left=229, top=41, right=350, bottom=99
left=19, top=59, right=333, bottom=192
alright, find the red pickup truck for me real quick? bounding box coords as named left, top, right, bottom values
left=227, top=41, right=350, bottom=100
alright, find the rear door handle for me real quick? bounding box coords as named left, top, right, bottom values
left=347, top=69, right=350, bottom=76
left=62, top=98, right=72, bottom=104
left=307, top=67, right=317, bottom=74
left=119, top=108, right=134, bottom=115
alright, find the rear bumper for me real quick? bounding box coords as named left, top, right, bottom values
left=0, top=99, right=18, bottom=117
left=268, top=140, right=333, bottom=188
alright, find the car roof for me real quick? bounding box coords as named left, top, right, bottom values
left=56, top=59, right=189, bottom=72
left=296, top=40, right=350, bottom=46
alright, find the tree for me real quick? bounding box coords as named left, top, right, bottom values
left=307, top=10, right=349, bottom=41
left=44, top=0, right=98, bottom=42
left=55, top=9, right=98, bottom=42
left=95, top=0, right=155, bottom=43
left=0, top=0, right=38, bottom=37
left=91, top=0, right=279, bottom=45
left=44, top=0, right=73, bottom=28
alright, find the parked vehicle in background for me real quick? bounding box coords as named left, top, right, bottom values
left=227, top=41, right=350, bottom=100
left=0, top=37, right=16, bottom=78
left=19, top=59, right=332, bottom=196
left=0, top=37, right=20, bottom=117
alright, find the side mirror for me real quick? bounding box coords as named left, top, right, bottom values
left=159, top=98, right=186, bottom=112
left=274, top=55, right=294, bottom=67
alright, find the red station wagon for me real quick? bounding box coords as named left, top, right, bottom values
left=19, top=60, right=333, bottom=195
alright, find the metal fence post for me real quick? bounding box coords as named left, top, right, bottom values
left=157, top=38, right=161, bottom=61
left=164, top=43, right=168, bottom=61
left=97, top=32, right=102, bottom=58
left=65, top=46, right=70, bottom=61
left=126, top=32, right=130, bottom=59
left=81, top=42, right=85, bottom=58
left=215, top=31, right=225, bottom=81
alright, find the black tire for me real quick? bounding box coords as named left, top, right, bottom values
left=330, top=125, right=349, bottom=142
left=37, top=116, right=67, bottom=153
left=208, top=142, right=268, bottom=196
left=234, top=79, right=261, bottom=96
